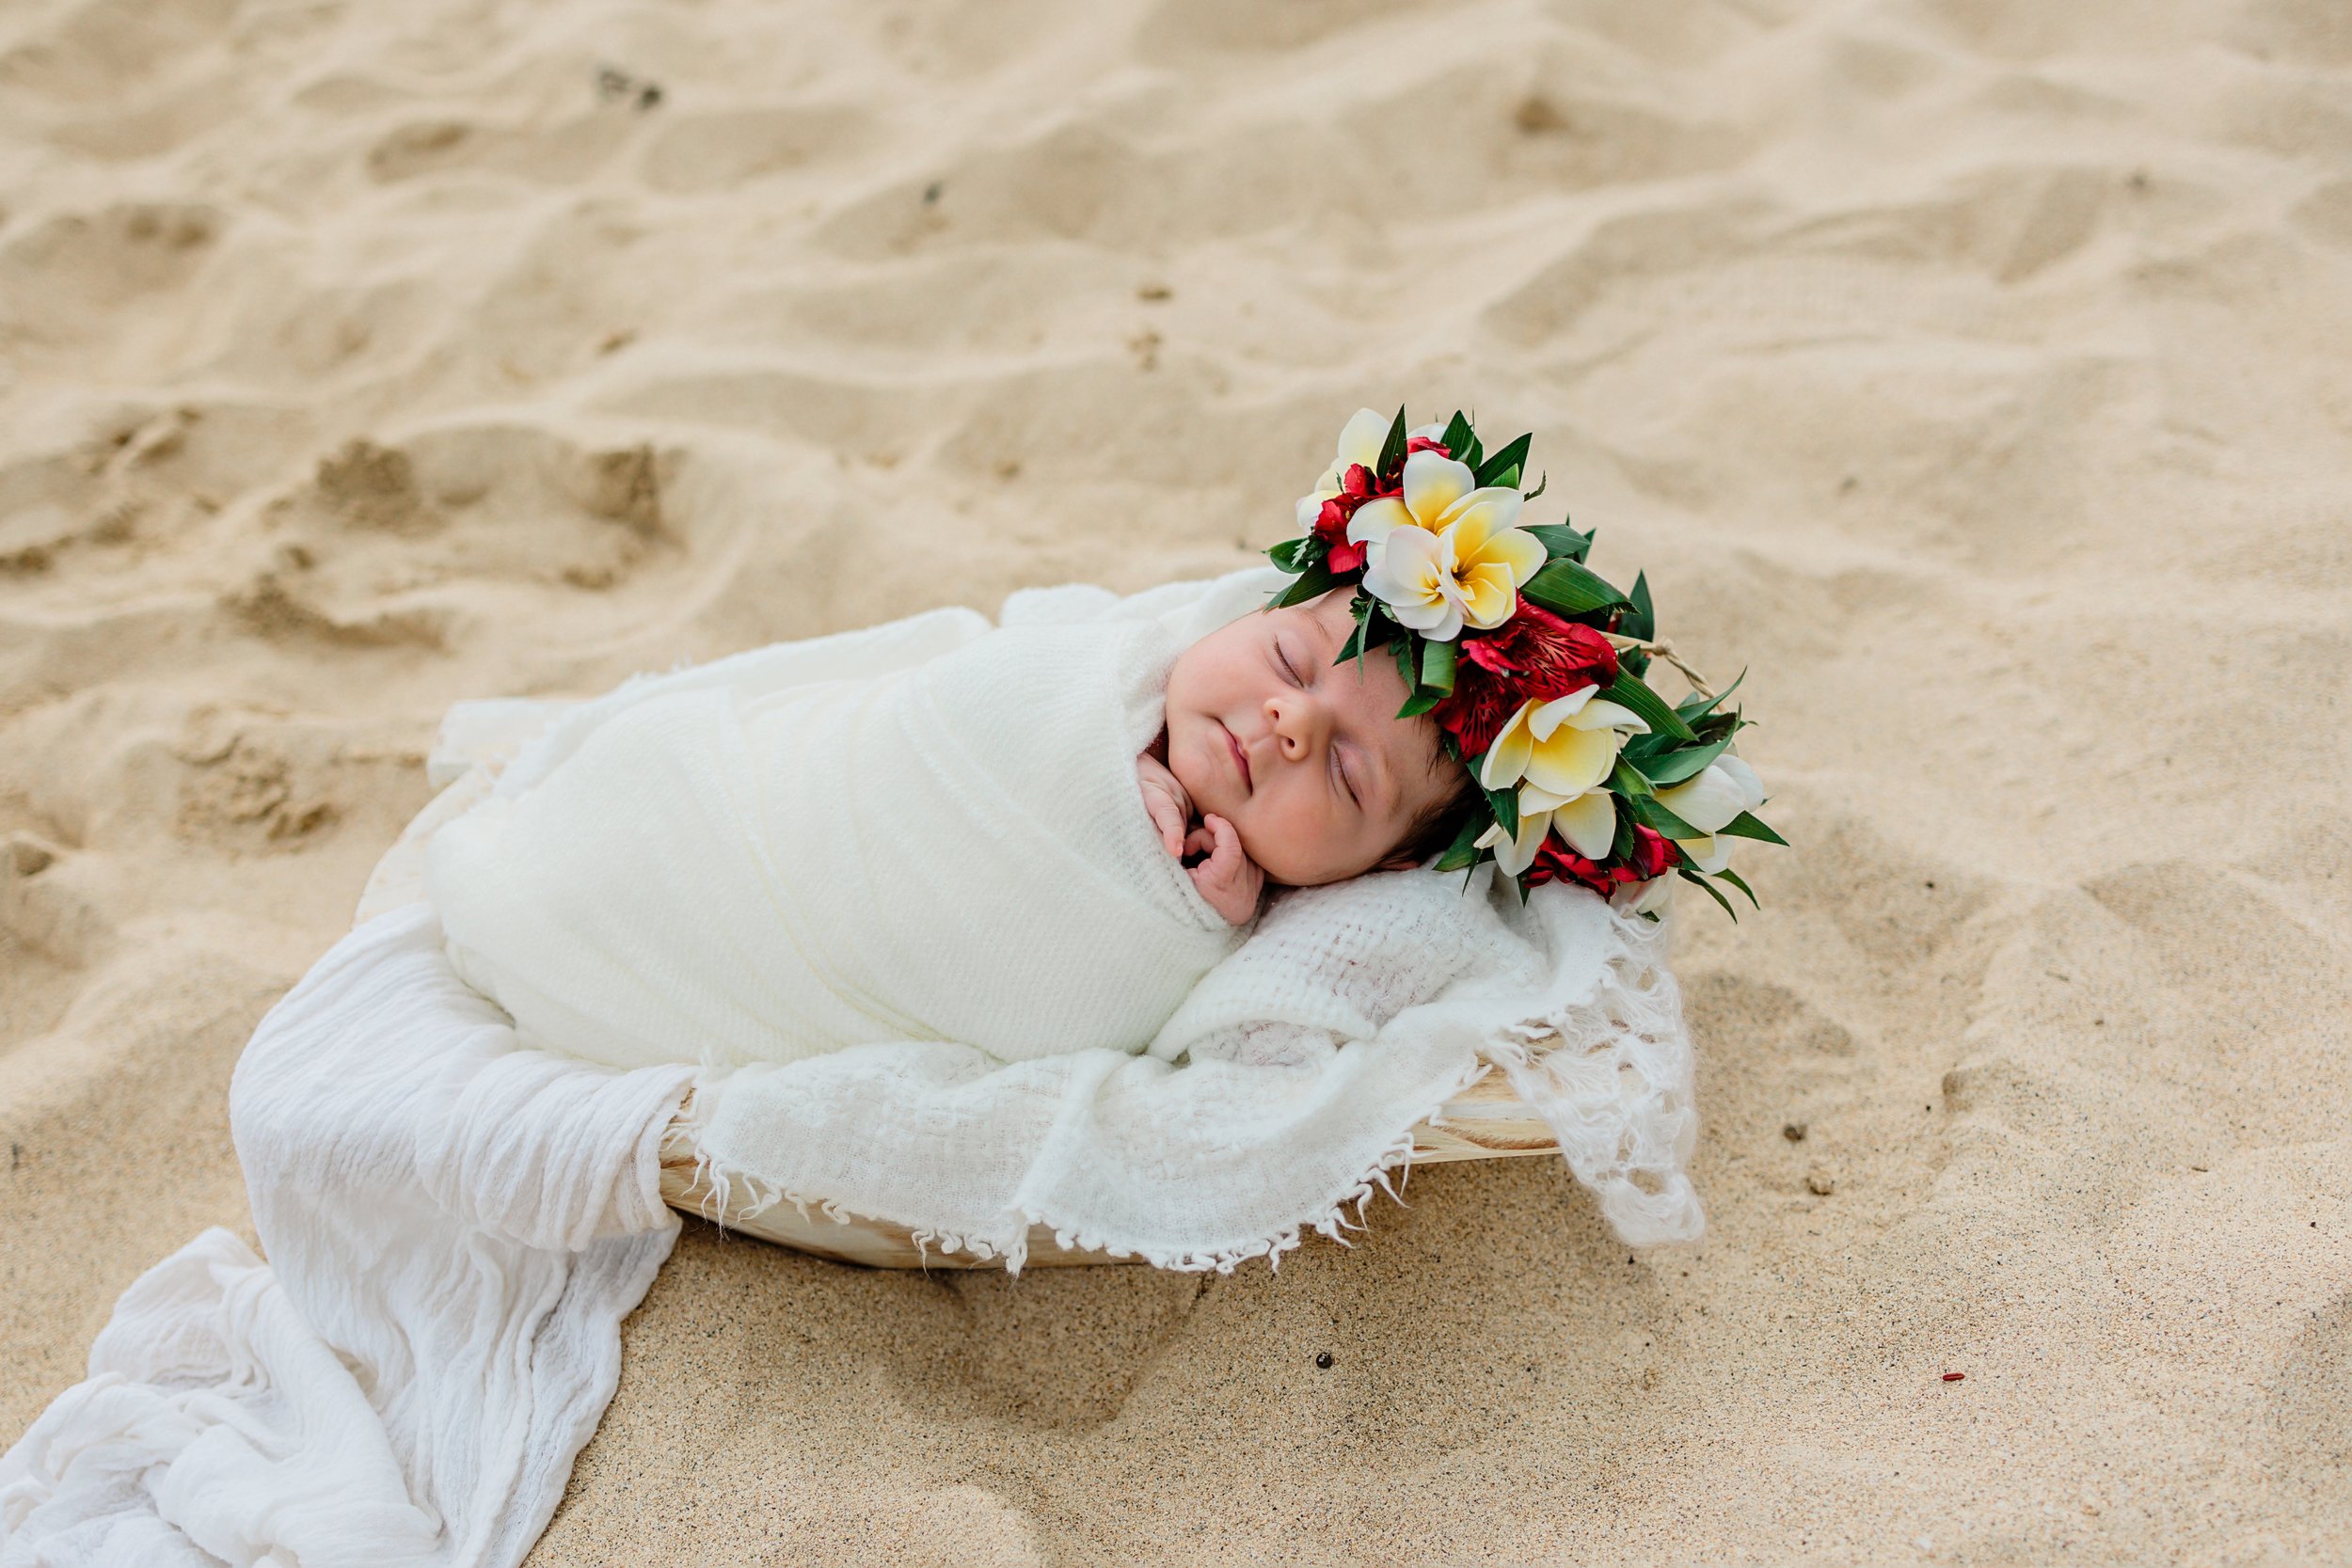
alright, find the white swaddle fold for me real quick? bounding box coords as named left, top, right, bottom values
left=424, top=573, right=1271, bottom=1072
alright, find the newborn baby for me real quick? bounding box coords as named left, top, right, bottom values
left=1140, top=584, right=1476, bottom=924
left=425, top=568, right=1476, bottom=1075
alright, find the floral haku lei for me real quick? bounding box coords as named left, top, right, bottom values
left=1269, top=406, right=1785, bottom=919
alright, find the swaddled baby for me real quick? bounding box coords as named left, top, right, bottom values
left=424, top=570, right=1475, bottom=1075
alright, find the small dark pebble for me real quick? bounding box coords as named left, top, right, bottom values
left=635, top=84, right=661, bottom=111
left=1783, top=1121, right=1807, bottom=1142
left=922, top=181, right=945, bottom=205
left=1314, top=1351, right=1333, bottom=1370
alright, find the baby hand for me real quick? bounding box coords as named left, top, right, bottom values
left=1184, top=814, right=1264, bottom=927
left=1136, top=752, right=1195, bottom=859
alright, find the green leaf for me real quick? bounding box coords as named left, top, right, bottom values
left=1676, top=668, right=1746, bottom=722
left=1396, top=689, right=1444, bottom=719
left=1602, top=671, right=1699, bottom=742
left=1715, top=866, right=1761, bottom=909
left=1716, top=811, right=1787, bottom=847
left=1431, top=807, right=1489, bottom=872
left=1524, top=523, right=1593, bottom=563
left=1622, top=570, right=1656, bottom=642
left=1375, top=405, right=1409, bottom=477
left=1391, top=633, right=1416, bottom=694
left=1627, top=791, right=1706, bottom=841
left=1485, top=785, right=1519, bottom=840
left=1608, top=757, right=1654, bottom=798
left=1610, top=798, right=1639, bottom=861
left=1630, top=733, right=1731, bottom=787
left=1266, top=535, right=1323, bottom=574
left=1419, top=636, right=1456, bottom=696
left=1677, top=867, right=1739, bottom=922
left=1438, top=410, right=1477, bottom=459
left=1521, top=470, right=1547, bottom=503
left=1520, top=558, right=1629, bottom=617
left=1268, top=561, right=1341, bottom=610
left=1473, top=433, right=1530, bottom=489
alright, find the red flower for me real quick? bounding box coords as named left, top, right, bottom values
left=1433, top=604, right=1621, bottom=756
left=1629, top=825, right=1680, bottom=879
left=1406, top=436, right=1452, bottom=459
left=1525, top=840, right=1625, bottom=898
left=1524, top=826, right=1677, bottom=898
left=1310, top=462, right=1384, bottom=576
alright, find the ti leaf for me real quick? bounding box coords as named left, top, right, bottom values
left=1676, top=668, right=1746, bottom=722
left=1438, top=410, right=1477, bottom=459
left=1621, top=570, right=1656, bottom=642
left=1268, top=561, right=1341, bottom=610
left=1608, top=757, right=1655, bottom=798
left=1715, top=866, right=1761, bottom=909
left=1716, top=811, right=1788, bottom=847
left=1266, top=534, right=1324, bottom=574
left=1677, top=867, right=1739, bottom=921
left=1375, top=405, right=1409, bottom=477
left=1626, top=791, right=1706, bottom=841
left=1484, top=784, right=1519, bottom=840
left=1521, top=470, right=1547, bottom=503
left=1432, top=809, right=1488, bottom=873
left=1601, top=671, right=1699, bottom=742
left=1419, top=636, right=1456, bottom=696
left=1473, top=433, right=1531, bottom=490
left=1525, top=523, right=1594, bottom=563
left=1397, top=689, right=1444, bottom=719
left=1630, top=732, right=1731, bottom=787
left=1520, top=558, right=1629, bottom=617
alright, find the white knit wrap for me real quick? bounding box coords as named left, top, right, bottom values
left=424, top=577, right=1265, bottom=1071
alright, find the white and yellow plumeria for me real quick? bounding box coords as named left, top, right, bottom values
left=1653, top=752, right=1767, bottom=872
left=1350, top=450, right=1546, bottom=641
left=1470, top=686, right=1651, bottom=875
left=1293, top=409, right=1445, bottom=531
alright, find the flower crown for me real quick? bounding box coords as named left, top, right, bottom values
left=1267, top=406, right=1783, bottom=918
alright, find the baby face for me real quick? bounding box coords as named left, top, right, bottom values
left=1163, top=589, right=1459, bottom=886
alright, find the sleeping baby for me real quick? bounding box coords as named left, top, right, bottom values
left=1138, top=581, right=1476, bottom=925
left=423, top=565, right=1479, bottom=1076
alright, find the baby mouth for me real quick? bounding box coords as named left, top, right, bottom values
left=1221, top=722, right=1252, bottom=792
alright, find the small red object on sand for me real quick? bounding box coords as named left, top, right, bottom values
left=1942, top=1371, right=1965, bottom=1383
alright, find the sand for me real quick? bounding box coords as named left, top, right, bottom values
left=4, top=0, right=2349, bottom=1561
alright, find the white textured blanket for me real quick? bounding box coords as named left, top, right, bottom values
left=0, top=569, right=1703, bottom=1566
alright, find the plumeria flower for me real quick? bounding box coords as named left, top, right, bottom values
left=1295, top=409, right=1428, bottom=531
left=1654, top=752, right=1767, bottom=872
left=1473, top=784, right=1617, bottom=877
left=1611, top=875, right=1676, bottom=919
left=1350, top=451, right=1545, bottom=641
left=1471, top=687, right=1649, bottom=873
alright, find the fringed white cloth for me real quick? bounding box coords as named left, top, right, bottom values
left=0, top=907, right=694, bottom=1568
left=688, top=857, right=1702, bottom=1272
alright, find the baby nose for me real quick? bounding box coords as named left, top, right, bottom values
left=1267, top=693, right=1324, bottom=757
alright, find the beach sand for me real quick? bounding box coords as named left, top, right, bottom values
left=4, top=0, right=2349, bottom=1560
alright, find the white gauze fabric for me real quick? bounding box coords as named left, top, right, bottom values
left=0, top=905, right=695, bottom=1568
left=422, top=575, right=1269, bottom=1071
